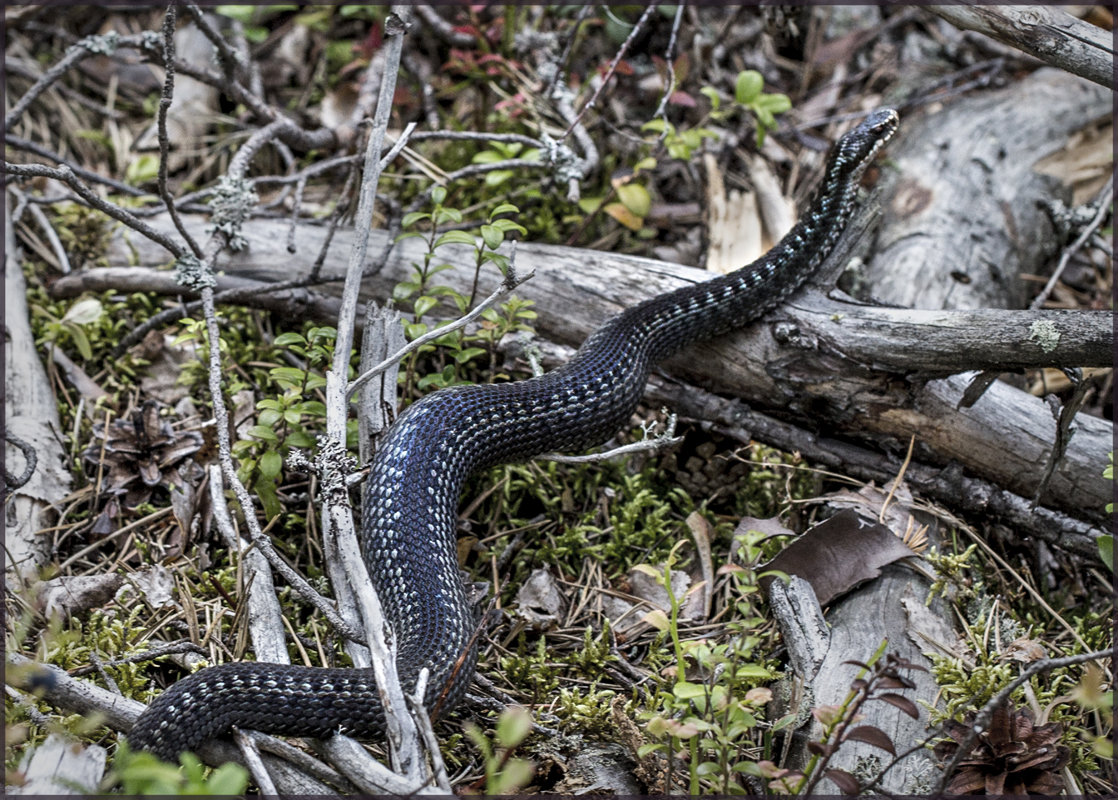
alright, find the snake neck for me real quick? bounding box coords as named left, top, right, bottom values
left=616, top=175, right=861, bottom=364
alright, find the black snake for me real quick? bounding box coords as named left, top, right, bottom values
left=128, top=109, right=898, bottom=761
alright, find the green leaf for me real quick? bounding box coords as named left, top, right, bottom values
left=273, top=332, right=306, bottom=347
left=413, top=295, right=439, bottom=317
left=489, top=202, right=520, bottom=218
left=640, top=118, right=671, bottom=135
left=67, top=325, right=93, bottom=360
left=454, top=347, right=488, bottom=364
left=404, top=321, right=428, bottom=339
left=1098, top=534, right=1113, bottom=572
left=257, top=408, right=282, bottom=427
left=246, top=425, right=278, bottom=443
left=732, top=663, right=774, bottom=679
left=430, top=185, right=447, bottom=205
left=393, top=281, right=421, bottom=300
left=754, top=92, right=792, bottom=114
left=433, top=230, right=477, bottom=249
left=400, top=211, right=431, bottom=229
left=256, top=478, right=281, bottom=519
left=434, top=207, right=463, bottom=225
left=287, top=430, right=314, bottom=448
left=206, top=762, right=249, bottom=794
left=484, top=169, right=514, bottom=187
left=735, top=70, right=763, bottom=105
left=480, top=224, right=504, bottom=250
left=673, top=681, right=706, bottom=700
left=700, top=85, right=721, bottom=111
left=577, top=196, right=605, bottom=214
left=496, top=706, right=532, bottom=747
left=634, top=156, right=658, bottom=172
left=258, top=450, right=283, bottom=479
left=62, top=297, right=104, bottom=325
left=616, top=182, right=651, bottom=218
left=489, top=218, right=523, bottom=234
left=490, top=758, right=533, bottom=795
left=125, top=154, right=160, bottom=186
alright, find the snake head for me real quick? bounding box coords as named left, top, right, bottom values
left=827, top=108, right=899, bottom=185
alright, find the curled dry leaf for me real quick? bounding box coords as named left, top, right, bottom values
left=514, top=568, right=564, bottom=630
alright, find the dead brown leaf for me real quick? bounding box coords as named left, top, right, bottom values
left=759, top=509, right=916, bottom=606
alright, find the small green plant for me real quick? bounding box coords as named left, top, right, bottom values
left=106, top=745, right=248, bottom=795
left=237, top=325, right=340, bottom=517
left=639, top=117, right=719, bottom=162
left=464, top=706, right=535, bottom=794
left=471, top=141, right=541, bottom=188
left=394, top=189, right=531, bottom=395
left=637, top=535, right=780, bottom=794
left=640, top=68, right=791, bottom=165
left=30, top=296, right=104, bottom=361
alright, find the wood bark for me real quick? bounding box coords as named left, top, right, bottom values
left=928, top=6, right=1113, bottom=89
left=4, top=194, right=72, bottom=581
left=863, top=68, right=1110, bottom=310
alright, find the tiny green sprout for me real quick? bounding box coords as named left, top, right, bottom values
left=464, top=706, right=535, bottom=794
left=31, top=296, right=104, bottom=360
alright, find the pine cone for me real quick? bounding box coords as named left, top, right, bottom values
left=934, top=704, right=1069, bottom=795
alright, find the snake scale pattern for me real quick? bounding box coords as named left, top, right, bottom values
left=128, top=109, right=898, bottom=761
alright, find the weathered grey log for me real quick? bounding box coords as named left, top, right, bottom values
left=51, top=264, right=1112, bottom=375
left=863, top=68, right=1110, bottom=310
left=13, top=733, right=105, bottom=795
left=4, top=194, right=72, bottom=580
left=928, top=7, right=1113, bottom=89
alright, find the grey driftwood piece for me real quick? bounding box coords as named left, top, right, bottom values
left=85, top=222, right=1112, bottom=521
left=4, top=195, right=72, bottom=580
left=13, top=733, right=105, bottom=795
left=928, top=6, right=1113, bottom=90
left=864, top=68, right=1109, bottom=310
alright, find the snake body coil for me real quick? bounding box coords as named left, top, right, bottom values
left=129, top=110, right=898, bottom=761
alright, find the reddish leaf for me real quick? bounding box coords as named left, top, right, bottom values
left=842, top=724, right=896, bottom=755
left=825, top=768, right=861, bottom=795
left=876, top=692, right=920, bottom=719
left=876, top=675, right=915, bottom=690
left=668, top=90, right=697, bottom=107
